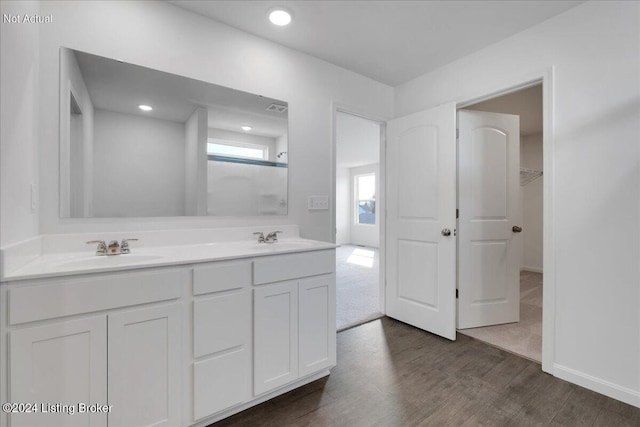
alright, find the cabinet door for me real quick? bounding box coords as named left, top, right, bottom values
left=9, top=316, right=107, bottom=427
left=108, top=304, right=180, bottom=427
left=193, top=291, right=251, bottom=420
left=299, top=274, right=337, bottom=376
left=253, top=281, right=298, bottom=395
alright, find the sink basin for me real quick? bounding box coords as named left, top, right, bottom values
left=54, top=254, right=164, bottom=269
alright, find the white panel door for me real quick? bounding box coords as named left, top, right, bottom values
left=254, top=281, right=298, bottom=395
left=108, top=303, right=181, bottom=427
left=386, top=103, right=457, bottom=340
left=299, top=274, right=336, bottom=376
left=458, top=110, right=522, bottom=329
left=9, top=316, right=107, bottom=427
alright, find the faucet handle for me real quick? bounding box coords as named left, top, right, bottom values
left=253, top=232, right=265, bottom=243
left=265, top=231, right=283, bottom=243
left=121, top=238, right=139, bottom=254
left=86, top=240, right=107, bottom=256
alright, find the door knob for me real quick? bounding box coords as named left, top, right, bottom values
left=442, top=229, right=452, bottom=236
left=512, top=226, right=523, bottom=233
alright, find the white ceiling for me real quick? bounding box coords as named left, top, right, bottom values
left=169, top=0, right=583, bottom=86
left=336, top=112, right=380, bottom=168
left=74, top=49, right=288, bottom=137
left=464, top=84, right=542, bottom=136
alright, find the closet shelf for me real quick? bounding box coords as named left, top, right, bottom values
left=520, top=167, right=543, bottom=186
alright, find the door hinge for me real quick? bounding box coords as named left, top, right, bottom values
left=456, top=209, right=459, bottom=219
left=456, top=128, right=459, bottom=139
left=456, top=289, right=459, bottom=299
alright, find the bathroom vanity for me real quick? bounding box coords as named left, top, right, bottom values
left=0, top=227, right=336, bottom=427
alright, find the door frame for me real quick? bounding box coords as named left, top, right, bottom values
left=330, top=102, right=387, bottom=315
left=455, top=67, right=555, bottom=374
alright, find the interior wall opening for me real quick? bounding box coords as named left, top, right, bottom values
left=335, top=111, right=383, bottom=331
left=457, top=83, right=544, bottom=363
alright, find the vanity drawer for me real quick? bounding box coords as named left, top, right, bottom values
left=8, top=269, right=185, bottom=325
left=193, top=290, right=250, bottom=358
left=193, top=261, right=251, bottom=295
left=253, top=250, right=335, bottom=285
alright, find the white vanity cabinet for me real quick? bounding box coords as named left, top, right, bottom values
left=108, top=303, right=181, bottom=427
left=298, top=274, right=336, bottom=377
left=253, top=250, right=336, bottom=396
left=9, top=316, right=108, bottom=427
left=1, top=245, right=336, bottom=427
left=254, top=280, right=300, bottom=395
left=2, top=268, right=186, bottom=427
left=191, top=261, right=252, bottom=422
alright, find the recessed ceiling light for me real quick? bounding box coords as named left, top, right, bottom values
left=268, top=8, right=292, bottom=26
left=138, top=105, right=152, bottom=111
left=241, top=125, right=253, bottom=131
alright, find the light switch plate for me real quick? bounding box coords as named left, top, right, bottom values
left=308, top=195, right=329, bottom=210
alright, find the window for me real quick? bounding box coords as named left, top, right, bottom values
left=207, top=139, right=268, bottom=160
left=355, top=173, right=375, bottom=225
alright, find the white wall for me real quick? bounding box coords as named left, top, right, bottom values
left=521, top=134, right=543, bottom=272
left=335, top=166, right=350, bottom=245
left=0, top=0, right=40, bottom=247
left=92, top=109, right=185, bottom=217
left=35, top=0, right=393, bottom=241
left=59, top=47, right=94, bottom=218
left=185, top=108, right=207, bottom=216
left=350, top=163, right=380, bottom=248
left=207, top=161, right=287, bottom=216
left=396, top=1, right=639, bottom=406
left=275, top=134, right=288, bottom=162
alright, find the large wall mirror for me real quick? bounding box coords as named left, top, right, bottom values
left=59, top=47, right=288, bottom=218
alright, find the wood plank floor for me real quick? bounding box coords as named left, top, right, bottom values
left=212, top=317, right=640, bottom=426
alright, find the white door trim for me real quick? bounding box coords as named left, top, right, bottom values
left=456, top=67, right=556, bottom=374
left=330, top=102, right=387, bottom=315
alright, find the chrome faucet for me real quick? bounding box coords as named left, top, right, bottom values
left=120, top=238, right=139, bottom=254
left=265, top=231, right=283, bottom=244
left=107, top=240, right=120, bottom=255
left=86, top=238, right=139, bottom=256
left=86, top=240, right=107, bottom=256
left=253, top=232, right=265, bottom=243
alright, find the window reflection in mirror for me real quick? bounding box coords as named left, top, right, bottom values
left=59, top=47, right=288, bottom=218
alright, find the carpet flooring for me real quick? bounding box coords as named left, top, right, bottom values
left=458, top=271, right=543, bottom=362
left=335, top=245, right=382, bottom=331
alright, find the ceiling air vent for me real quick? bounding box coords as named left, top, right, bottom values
left=266, top=103, right=288, bottom=113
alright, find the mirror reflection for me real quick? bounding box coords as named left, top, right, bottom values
left=59, top=47, right=288, bottom=218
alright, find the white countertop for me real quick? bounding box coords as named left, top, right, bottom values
left=1, top=238, right=337, bottom=282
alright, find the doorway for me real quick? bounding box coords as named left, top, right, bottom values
left=456, top=84, right=544, bottom=363
left=334, top=111, right=383, bottom=331
left=384, top=71, right=554, bottom=372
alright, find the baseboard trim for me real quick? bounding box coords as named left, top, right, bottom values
left=520, top=266, right=543, bottom=273
left=553, top=364, right=640, bottom=408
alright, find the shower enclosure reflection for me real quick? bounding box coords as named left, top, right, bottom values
left=59, top=47, right=288, bottom=218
